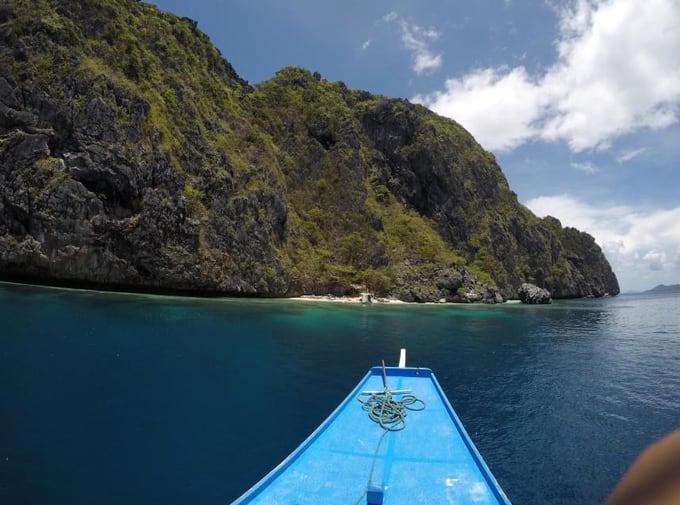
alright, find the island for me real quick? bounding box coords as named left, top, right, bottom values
left=0, top=0, right=619, bottom=303
left=643, top=284, right=680, bottom=294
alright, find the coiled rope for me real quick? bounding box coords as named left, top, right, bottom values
left=351, top=363, right=426, bottom=504
left=358, top=390, right=425, bottom=431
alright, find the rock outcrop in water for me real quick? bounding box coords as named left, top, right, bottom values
left=0, top=0, right=620, bottom=301
left=518, top=283, right=552, bottom=304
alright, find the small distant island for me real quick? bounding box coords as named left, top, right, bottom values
left=643, top=284, right=680, bottom=294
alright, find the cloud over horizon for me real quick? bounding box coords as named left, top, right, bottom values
left=525, top=194, right=680, bottom=292
left=413, top=0, right=680, bottom=153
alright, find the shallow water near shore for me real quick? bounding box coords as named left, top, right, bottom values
left=1, top=282, right=678, bottom=504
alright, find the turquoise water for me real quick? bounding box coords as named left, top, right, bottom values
left=0, top=283, right=678, bottom=504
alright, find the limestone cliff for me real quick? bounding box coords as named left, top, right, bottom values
left=0, top=0, right=619, bottom=301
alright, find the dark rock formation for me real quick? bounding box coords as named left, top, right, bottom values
left=0, top=0, right=620, bottom=302
left=518, top=283, right=552, bottom=304
left=0, top=1, right=288, bottom=295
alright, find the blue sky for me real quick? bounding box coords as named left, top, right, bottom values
left=150, top=0, right=680, bottom=292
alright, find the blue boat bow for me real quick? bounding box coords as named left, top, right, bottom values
left=232, top=364, right=512, bottom=505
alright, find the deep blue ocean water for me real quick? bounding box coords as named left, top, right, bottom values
left=0, top=282, right=678, bottom=505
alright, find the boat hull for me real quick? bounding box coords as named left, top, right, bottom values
left=232, top=366, right=512, bottom=504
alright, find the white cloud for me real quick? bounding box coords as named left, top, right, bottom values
left=571, top=161, right=597, bottom=174
left=380, top=12, right=443, bottom=75
left=400, top=21, right=443, bottom=74
left=616, top=147, right=646, bottom=163
left=381, top=11, right=398, bottom=23
left=413, top=67, right=543, bottom=150
left=642, top=251, right=666, bottom=271
left=412, top=51, right=442, bottom=75
left=525, top=194, right=680, bottom=292
left=414, top=0, right=680, bottom=153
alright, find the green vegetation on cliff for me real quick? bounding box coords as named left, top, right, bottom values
left=0, top=0, right=619, bottom=301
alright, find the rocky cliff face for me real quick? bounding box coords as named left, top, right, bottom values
left=0, top=0, right=620, bottom=301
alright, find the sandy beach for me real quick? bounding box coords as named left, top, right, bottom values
left=288, top=294, right=523, bottom=305
left=288, top=294, right=407, bottom=304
